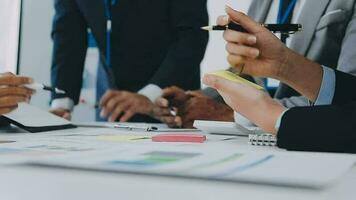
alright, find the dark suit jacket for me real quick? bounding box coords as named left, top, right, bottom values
left=51, top=0, right=209, bottom=104
left=277, top=71, right=356, bottom=153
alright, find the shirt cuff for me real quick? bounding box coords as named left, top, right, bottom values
left=314, top=66, right=336, bottom=105
left=51, top=98, right=75, bottom=112
left=275, top=109, right=289, bottom=131
left=138, top=84, right=163, bottom=102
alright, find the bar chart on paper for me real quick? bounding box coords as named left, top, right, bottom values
left=29, top=146, right=356, bottom=188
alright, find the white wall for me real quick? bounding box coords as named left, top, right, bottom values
left=201, top=0, right=252, bottom=76
left=19, top=0, right=54, bottom=110
left=0, top=0, right=21, bottom=73
left=18, top=0, right=252, bottom=121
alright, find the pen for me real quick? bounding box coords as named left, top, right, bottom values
left=113, top=124, right=158, bottom=132
left=201, top=22, right=302, bottom=34
left=76, top=123, right=158, bottom=131
left=170, top=107, right=177, bottom=116
left=24, top=83, right=66, bottom=94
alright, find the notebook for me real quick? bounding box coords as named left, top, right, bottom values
left=249, top=134, right=277, bottom=146
left=2, top=103, right=76, bottom=132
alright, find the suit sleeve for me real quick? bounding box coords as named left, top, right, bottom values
left=277, top=71, right=356, bottom=153
left=146, top=0, right=209, bottom=90
left=337, top=2, right=356, bottom=76
left=51, top=0, right=88, bottom=104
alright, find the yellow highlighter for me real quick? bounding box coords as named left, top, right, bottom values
left=207, top=70, right=264, bottom=90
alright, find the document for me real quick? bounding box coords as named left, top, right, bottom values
left=2, top=103, right=76, bottom=132
left=29, top=146, right=356, bottom=189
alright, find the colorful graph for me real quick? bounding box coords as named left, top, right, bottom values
left=108, top=151, right=201, bottom=168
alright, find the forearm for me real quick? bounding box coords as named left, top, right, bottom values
left=277, top=51, right=323, bottom=102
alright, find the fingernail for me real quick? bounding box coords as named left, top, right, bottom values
left=248, top=36, right=257, bottom=44
left=100, top=110, right=105, bottom=118
left=251, top=49, right=260, bottom=57
left=223, top=15, right=229, bottom=23
left=28, top=78, right=34, bottom=83
left=162, top=99, right=169, bottom=107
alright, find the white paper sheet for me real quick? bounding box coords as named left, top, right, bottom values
left=3, top=103, right=72, bottom=127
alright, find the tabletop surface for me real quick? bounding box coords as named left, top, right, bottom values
left=0, top=126, right=355, bottom=200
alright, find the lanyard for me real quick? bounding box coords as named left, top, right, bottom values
left=277, top=0, right=297, bottom=24
left=103, top=0, right=118, bottom=88
left=104, top=0, right=117, bottom=69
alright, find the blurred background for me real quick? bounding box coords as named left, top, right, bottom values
left=0, top=0, right=252, bottom=121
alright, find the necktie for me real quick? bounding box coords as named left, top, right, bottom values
left=278, top=0, right=297, bottom=43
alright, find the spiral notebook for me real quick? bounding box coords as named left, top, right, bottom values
left=249, top=134, right=277, bottom=146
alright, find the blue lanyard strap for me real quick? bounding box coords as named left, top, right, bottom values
left=104, top=0, right=115, bottom=69
left=277, top=0, right=297, bottom=24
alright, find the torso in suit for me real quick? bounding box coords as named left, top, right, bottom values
left=51, top=0, right=209, bottom=121
left=277, top=70, right=356, bottom=154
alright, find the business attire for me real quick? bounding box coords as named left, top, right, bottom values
left=51, top=0, right=209, bottom=121
left=204, top=0, right=356, bottom=109
left=277, top=70, right=356, bottom=153
left=249, top=0, right=356, bottom=107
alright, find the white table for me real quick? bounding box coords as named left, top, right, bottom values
left=0, top=127, right=355, bottom=200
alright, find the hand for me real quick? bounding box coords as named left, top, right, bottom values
left=100, top=90, right=154, bottom=122
left=178, top=91, right=234, bottom=128
left=218, top=6, right=292, bottom=79
left=152, top=86, right=190, bottom=128
left=203, top=74, right=286, bottom=134
left=0, top=72, right=34, bottom=115
left=50, top=108, right=71, bottom=120
left=218, top=6, right=323, bottom=101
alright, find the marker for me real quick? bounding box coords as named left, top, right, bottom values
left=201, top=22, right=302, bottom=34
left=152, top=134, right=207, bottom=143
left=24, top=83, right=66, bottom=94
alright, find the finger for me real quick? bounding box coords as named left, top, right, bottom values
left=161, top=86, right=183, bottom=99
left=223, top=30, right=257, bottom=45
left=101, top=97, right=125, bottom=118
left=160, top=116, right=179, bottom=127
left=155, top=97, right=169, bottom=107
left=174, top=117, right=182, bottom=127
left=185, top=91, right=205, bottom=98
left=202, top=74, right=241, bottom=94
left=227, top=54, right=246, bottom=67
left=226, top=43, right=260, bottom=59
left=0, top=106, right=18, bottom=115
left=0, top=72, right=15, bottom=77
left=225, top=5, right=264, bottom=34
left=0, top=96, right=27, bottom=108
left=0, top=87, right=34, bottom=97
left=62, top=112, right=71, bottom=120
left=99, top=90, right=118, bottom=107
left=153, top=106, right=171, bottom=117
left=119, top=111, right=135, bottom=122
left=109, top=102, right=131, bottom=122
left=216, top=15, right=230, bottom=26
left=0, top=76, right=33, bottom=86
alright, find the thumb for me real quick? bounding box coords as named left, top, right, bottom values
left=202, top=74, right=240, bottom=94
left=186, top=91, right=205, bottom=98
left=225, top=5, right=264, bottom=34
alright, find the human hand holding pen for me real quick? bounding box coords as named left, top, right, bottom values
left=0, top=72, right=34, bottom=115
left=153, top=86, right=187, bottom=128
left=219, top=6, right=323, bottom=101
